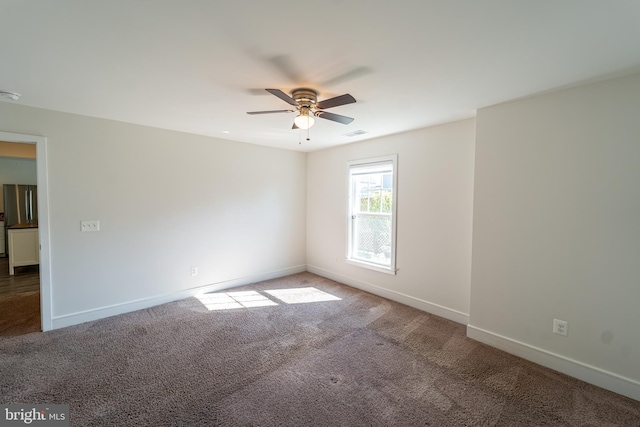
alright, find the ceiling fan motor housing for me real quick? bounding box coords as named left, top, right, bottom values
left=291, top=88, right=318, bottom=108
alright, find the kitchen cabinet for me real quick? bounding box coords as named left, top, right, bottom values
left=8, top=227, right=39, bottom=275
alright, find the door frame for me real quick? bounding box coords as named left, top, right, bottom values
left=0, top=131, right=52, bottom=331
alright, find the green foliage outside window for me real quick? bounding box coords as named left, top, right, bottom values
left=359, top=190, right=392, bottom=213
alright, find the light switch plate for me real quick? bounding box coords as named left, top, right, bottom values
left=81, top=220, right=100, bottom=232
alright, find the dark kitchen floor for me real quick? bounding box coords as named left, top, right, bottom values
left=0, top=256, right=40, bottom=295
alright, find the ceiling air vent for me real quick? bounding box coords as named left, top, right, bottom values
left=342, top=130, right=368, bottom=137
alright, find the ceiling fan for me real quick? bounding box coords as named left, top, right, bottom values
left=247, top=88, right=356, bottom=130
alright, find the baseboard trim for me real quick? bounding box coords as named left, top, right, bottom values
left=306, top=264, right=469, bottom=325
left=467, top=324, right=640, bottom=402
left=51, top=265, right=307, bottom=330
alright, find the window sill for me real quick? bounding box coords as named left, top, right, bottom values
left=345, top=258, right=397, bottom=275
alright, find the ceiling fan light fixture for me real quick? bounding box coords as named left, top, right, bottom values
left=294, top=113, right=315, bottom=129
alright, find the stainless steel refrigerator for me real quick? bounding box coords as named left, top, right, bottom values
left=3, top=184, right=38, bottom=250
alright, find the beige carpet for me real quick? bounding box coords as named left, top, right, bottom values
left=1, top=273, right=638, bottom=426
left=0, top=291, right=41, bottom=336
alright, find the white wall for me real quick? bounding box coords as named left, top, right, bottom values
left=469, top=72, right=640, bottom=400
left=0, top=102, right=307, bottom=327
left=307, top=119, right=476, bottom=323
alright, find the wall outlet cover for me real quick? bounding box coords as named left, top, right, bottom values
left=553, top=318, right=568, bottom=336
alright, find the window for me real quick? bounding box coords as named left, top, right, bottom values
left=347, top=155, right=397, bottom=274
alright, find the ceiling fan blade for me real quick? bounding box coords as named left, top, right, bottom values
left=315, top=111, right=354, bottom=125
left=268, top=55, right=305, bottom=84
left=247, top=109, right=293, bottom=115
left=265, top=89, right=298, bottom=106
left=316, top=94, right=356, bottom=110
left=320, top=66, right=372, bottom=87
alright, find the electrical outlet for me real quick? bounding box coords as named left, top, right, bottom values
left=81, top=220, right=100, bottom=232
left=190, top=267, right=198, bottom=277
left=553, top=319, right=568, bottom=336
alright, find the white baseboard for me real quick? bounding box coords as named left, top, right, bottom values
left=51, top=265, right=307, bottom=330
left=306, top=264, right=469, bottom=325
left=467, top=324, right=640, bottom=402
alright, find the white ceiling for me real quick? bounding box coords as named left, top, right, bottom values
left=2, top=1, right=640, bottom=152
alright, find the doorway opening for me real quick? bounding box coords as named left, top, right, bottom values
left=0, top=131, right=52, bottom=334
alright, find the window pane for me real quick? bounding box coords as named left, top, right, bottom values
left=353, top=213, right=391, bottom=267
left=354, top=173, right=391, bottom=213
left=381, top=173, right=392, bottom=212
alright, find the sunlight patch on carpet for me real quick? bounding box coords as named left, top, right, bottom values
left=196, top=291, right=278, bottom=310
left=195, top=287, right=341, bottom=311
left=265, top=287, right=342, bottom=304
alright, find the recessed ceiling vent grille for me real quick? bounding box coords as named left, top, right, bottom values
left=342, top=130, right=368, bottom=137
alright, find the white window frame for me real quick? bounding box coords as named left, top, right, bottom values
left=346, top=154, right=398, bottom=275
